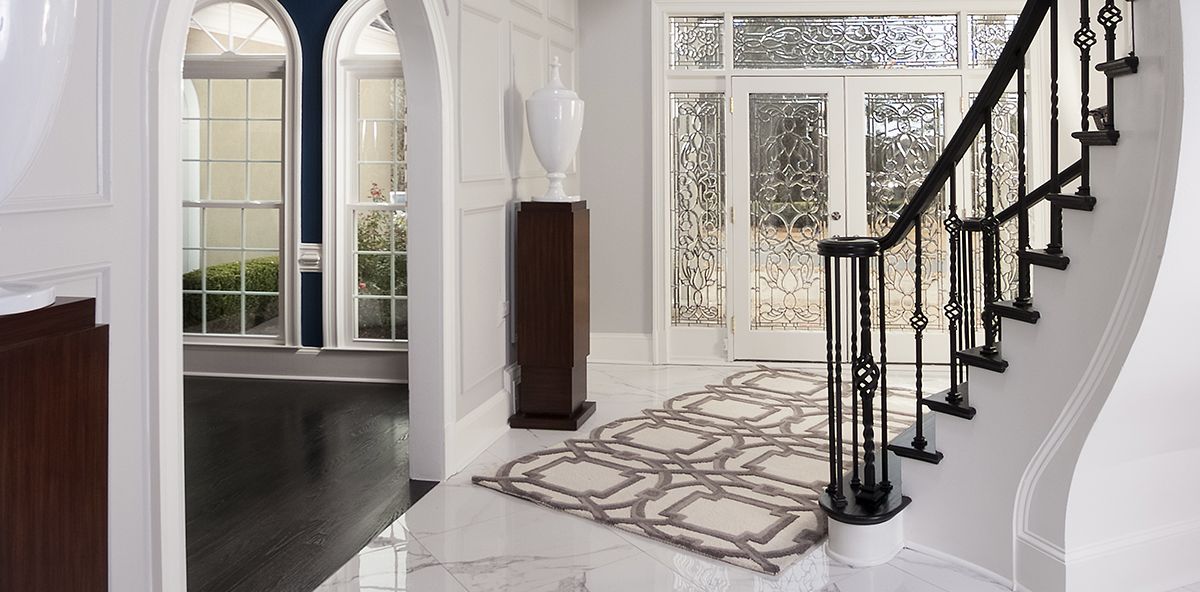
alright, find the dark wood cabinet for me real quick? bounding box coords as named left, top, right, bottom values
left=511, top=201, right=596, bottom=430
left=0, top=298, right=108, bottom=592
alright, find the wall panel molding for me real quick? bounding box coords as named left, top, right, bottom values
left=2, top=0, right=111, bottom=214
left=0, top=263, right=113, bottom=324
left=458, top=5, right=509, bottom=183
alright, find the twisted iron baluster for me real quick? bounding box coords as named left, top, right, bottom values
left=1016, top=59, right=1032, bottom=307
left=982, top=116, right=1000, bottom=356
left=945, top=181, right=965, bottom=405
left=1098, top=0, right=1124, bottom=129
left=1048, top=0, right=1064, bottom=255
left=1076, top=0, right=1097, bottom=198
left=877, top=254, right=891, bottom=491
left=854, top=256, right=883, bottom=507
left=911, top=223, right=930, bottom=450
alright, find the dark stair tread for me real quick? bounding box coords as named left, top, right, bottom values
left=1047, top=192, right=1097, bottom=211
left=924, top=383, right=977, bottom=420
left=888, top=443, right=944, bottom=465
left=988, top=300, right=1042, bottom=324
left=1097, top=56, right=1140, bottom=77
left=958, top=345, right=1009, bottom=373
left=1020, top=249, right=1071, bottom=271
left=1072, top=129, right=1120, bottom=146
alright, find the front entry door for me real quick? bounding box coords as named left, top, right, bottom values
left=731, top=76, right=961, bottom=362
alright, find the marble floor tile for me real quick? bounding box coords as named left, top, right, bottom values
left=316, top=363, right=1012, bottom=592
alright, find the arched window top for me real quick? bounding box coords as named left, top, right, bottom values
left=187, top=1, right=289, bottom=57
left=329, top=0, right=404, bottom=64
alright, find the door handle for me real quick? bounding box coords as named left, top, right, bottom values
left=830, top=211, right=843, bottom=221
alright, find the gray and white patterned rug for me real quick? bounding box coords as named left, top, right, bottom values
left=473, top=366, right=916, bottom=575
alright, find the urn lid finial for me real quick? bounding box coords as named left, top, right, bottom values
left=530, top=56, right=579, bottom=102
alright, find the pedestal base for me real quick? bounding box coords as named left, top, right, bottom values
left=509, top=401, right=597, bottom=431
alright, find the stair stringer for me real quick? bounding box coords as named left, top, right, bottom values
left=896, top=0, right=1185, bottom=587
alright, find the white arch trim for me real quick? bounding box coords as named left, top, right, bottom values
left=145, top=0, right=456, bottom=588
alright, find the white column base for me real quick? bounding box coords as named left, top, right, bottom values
left=826, top=511, right=906, bottom=567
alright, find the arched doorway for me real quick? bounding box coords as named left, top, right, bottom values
left=146, top=0, right=454, bottom=587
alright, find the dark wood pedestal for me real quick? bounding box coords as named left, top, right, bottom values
left=0, top=298, right=109, bottom=592
left=511, top=201, right=597, bottom=430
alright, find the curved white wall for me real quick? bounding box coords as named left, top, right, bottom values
left=899, top=1, right=1186, bottom=589
left=1062, top=2, right=1200, bottom=590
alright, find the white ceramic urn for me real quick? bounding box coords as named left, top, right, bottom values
left=0, top=0, right=79, bottom=314
left=526, top=57, right=585, bottom=202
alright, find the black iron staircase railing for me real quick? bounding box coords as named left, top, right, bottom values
left=819, top=0, right=1138, bottom=525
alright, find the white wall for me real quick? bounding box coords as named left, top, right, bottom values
left=442, top=0, right=580, bottom=466
left=578, top=0, right=653, bottom=337
left=1061, top=2, right=1200, bottom=590
left=0, top=0, right=159, bottom=588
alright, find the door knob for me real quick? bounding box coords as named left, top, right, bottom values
left=830, top=211, right=842, bottom=221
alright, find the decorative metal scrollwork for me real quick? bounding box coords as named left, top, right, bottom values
left=968, top=14, right=1019, bottom=68
left=670, top=93, right=726, bottom=326
left=670, top=16, right=724, bottom=70
left=733, top=15, right=958, bottom=70
left=748, top=93, right=829, bottom=330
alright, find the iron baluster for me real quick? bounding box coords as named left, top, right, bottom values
left=850, top=259, right=860, bottom=491
left=824, top=255, right=839, bottom=500
left=877, top=254, right=891, bottom=490
left=1098, top=0, right=1124, bottom=128
left=982, top=116, right=1000, bottom=356
left=945, top=180, right=965, bottom=403
left=1048, top=0, right=1064, bottom=255
left=1076, top=0, right=1097, bottom=199
left=854, top=255, right=883, bottom=507
left=911, top=223, right=930, bottom=451
left=1017, top=59, right=1033, bottom=307
left=831, top=258, right=846, bottom=507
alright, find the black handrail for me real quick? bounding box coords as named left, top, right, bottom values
left=996, top=160, right=1083, bottom=225
left=878, top=0, right=1053, bottom=251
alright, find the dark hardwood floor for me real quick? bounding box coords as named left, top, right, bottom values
left=185, top=377, right=434, bottom=592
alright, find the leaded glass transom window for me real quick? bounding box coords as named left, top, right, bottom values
left=969, top=14, right=1019, bottom=68
left=865, top=93, right=948, bottom=331
left=670, top=16, right=724, bottom=70
left=733, top=15, right=959, bottom=70
left=670, top=93, right=726, bottom=326
left=748, top=93, right=830, bottom=331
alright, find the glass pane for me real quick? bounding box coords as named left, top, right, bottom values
left=248, top=163, right=281, bottom=201
left=733, top=15, right=958, bottom=69
left=180, top=119, right=206, bottom=160
left=185, top=79, right=210, bottom=118
left=203, top=251, right=243, bottom=291
left=359, top=121, right=397, bottom=162
left=210, top=80, right=248, bottom=118
left=359, top=79, right=398, bottom=119
left=971, top=93, right=1022, bottom=302
left=356, top=210, right=394, bottom=252
left=210, top=120, right=247, bottom=161
left=864, top=93, right=948, bottom=331
left=748, top=93, right=829, bottom=330
left=244, top=209, right=279, bottom=249
left=183, top=207, right=202, bottom=249
left=245, top=254, right=280, bottom=293
left=189, top=2, right=285, bottom=56
left=393, top=299, right=408, bottom=340
left=180, top=161, right=206, bottom=201
left=969, top=14, right=1019, bottom=68
left=670, top=16, right=724, bottom=70
left=392, top=211, right=408, bottom=252
left=249, top=79, right=283, bottom=119
left=669, top=92, right=726, bottom=327
left=393, top=254, right=407, bottom=296
left=210, top=162, right=248, bottom=201
left=204, top=208, right=242, bottom=248
left=358, top=255, right=392, bottom=296
left=357, top=299, right=392, bottom=340
left=183, top=294, right=204, bottom=333
left=248, top=120, right=282, bottom=161
left=245, top=295, right=280, bottom=336
left=205, top=293, right=242, bottom=334
left=355, top=12, right=402, bottom=55
left=358, top=164, right=395, bottom=202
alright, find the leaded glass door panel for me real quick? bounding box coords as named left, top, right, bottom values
left=730, top=77, right=848, bottom=361
left=845, top=77, right=962, bottom=363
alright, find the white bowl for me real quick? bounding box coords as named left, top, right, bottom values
left=0, top=283, right=57, bottom=316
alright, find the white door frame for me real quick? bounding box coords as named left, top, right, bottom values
left=729, top=76, right=848, bottom=361
left=650, top=0, right=1039, bottom=365
left=145, top=0, right=456, bottom=588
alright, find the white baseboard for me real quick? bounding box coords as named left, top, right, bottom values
left=590, top=332, right=654, bottom=365
left=449, top=384, right=512, bottom=474
left=184, top=344, right=407, bottom=383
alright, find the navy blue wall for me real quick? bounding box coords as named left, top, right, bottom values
left=279, top=0, right=349, bottom=347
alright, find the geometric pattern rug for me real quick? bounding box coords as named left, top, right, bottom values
left=473, top=366, right=915, bottom=575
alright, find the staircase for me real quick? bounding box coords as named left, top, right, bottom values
left=815, top=0, right=1159, bottom=577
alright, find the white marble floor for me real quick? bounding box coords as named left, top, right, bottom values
left=315, top=362, right=1018, bottom=592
